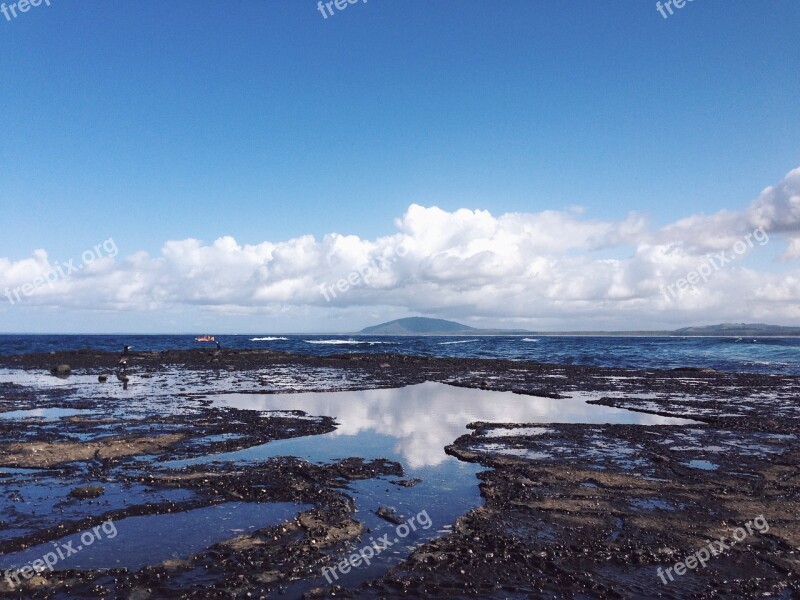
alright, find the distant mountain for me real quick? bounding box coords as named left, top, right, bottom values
left=673, top=323, right=800, bottom=337
left=360, top=317, right=478, bottom=335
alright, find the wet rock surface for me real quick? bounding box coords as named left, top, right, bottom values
left=0, top=349, right=798, bottom=598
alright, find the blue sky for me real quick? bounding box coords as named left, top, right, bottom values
left=1, top=1, right=799, bottom=332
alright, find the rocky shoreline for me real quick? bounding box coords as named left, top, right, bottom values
left=0, top=349, right=798, bottom=598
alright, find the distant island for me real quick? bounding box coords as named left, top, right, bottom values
left=360, top=317, right=476, bottom=335
left=358, top=318, right=800, bottom=337
left=359, top=317, right=531, bottom=336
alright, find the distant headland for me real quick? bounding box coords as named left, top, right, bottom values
left=357, top=317, right=800, bottom=337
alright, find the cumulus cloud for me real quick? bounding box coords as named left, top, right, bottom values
left=2, top=168, right=800, bottom=328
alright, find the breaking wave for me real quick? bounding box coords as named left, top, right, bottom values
left=305, top=339, right=395, bottom=345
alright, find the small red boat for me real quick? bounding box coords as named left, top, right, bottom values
left=195, top=335, right=216, bottom=342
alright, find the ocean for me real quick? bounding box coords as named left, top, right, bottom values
left=0, top=334, right=797, bottom=375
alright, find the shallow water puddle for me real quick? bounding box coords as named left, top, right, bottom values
left=0, top=501, right=309, bottom=572
left=685, top=459, right=719, bottom=470
left=209, top=382, right=694, bottom=466
left=165, top=419, right=484, bottom=590
left=0, top=408, right=91, bottom=421
left=0, top=467, right=45, bottom=475
left=480, top=426, right=551, bottom=438
left=164, top=382, right=698, bottom=590
left=629, top=498, right=679, bottom=511
left=0, top=476, right=197, bottom=543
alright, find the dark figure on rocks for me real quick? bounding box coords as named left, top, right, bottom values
left=116, top=345, right=132, bottom=389
left=118, top=345, right=132, bottom=368
left=50, top=364, right=71, bottom=378
left=116, top=367, right=130, bottom=390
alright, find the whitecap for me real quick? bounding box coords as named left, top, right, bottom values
left=305, top=339, right=367, bottom=345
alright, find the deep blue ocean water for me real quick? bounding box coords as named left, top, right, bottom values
left=0, top=334, right=797, bottom=375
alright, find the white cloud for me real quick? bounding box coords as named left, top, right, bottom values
left=2, top=168, right=800, bottom=330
